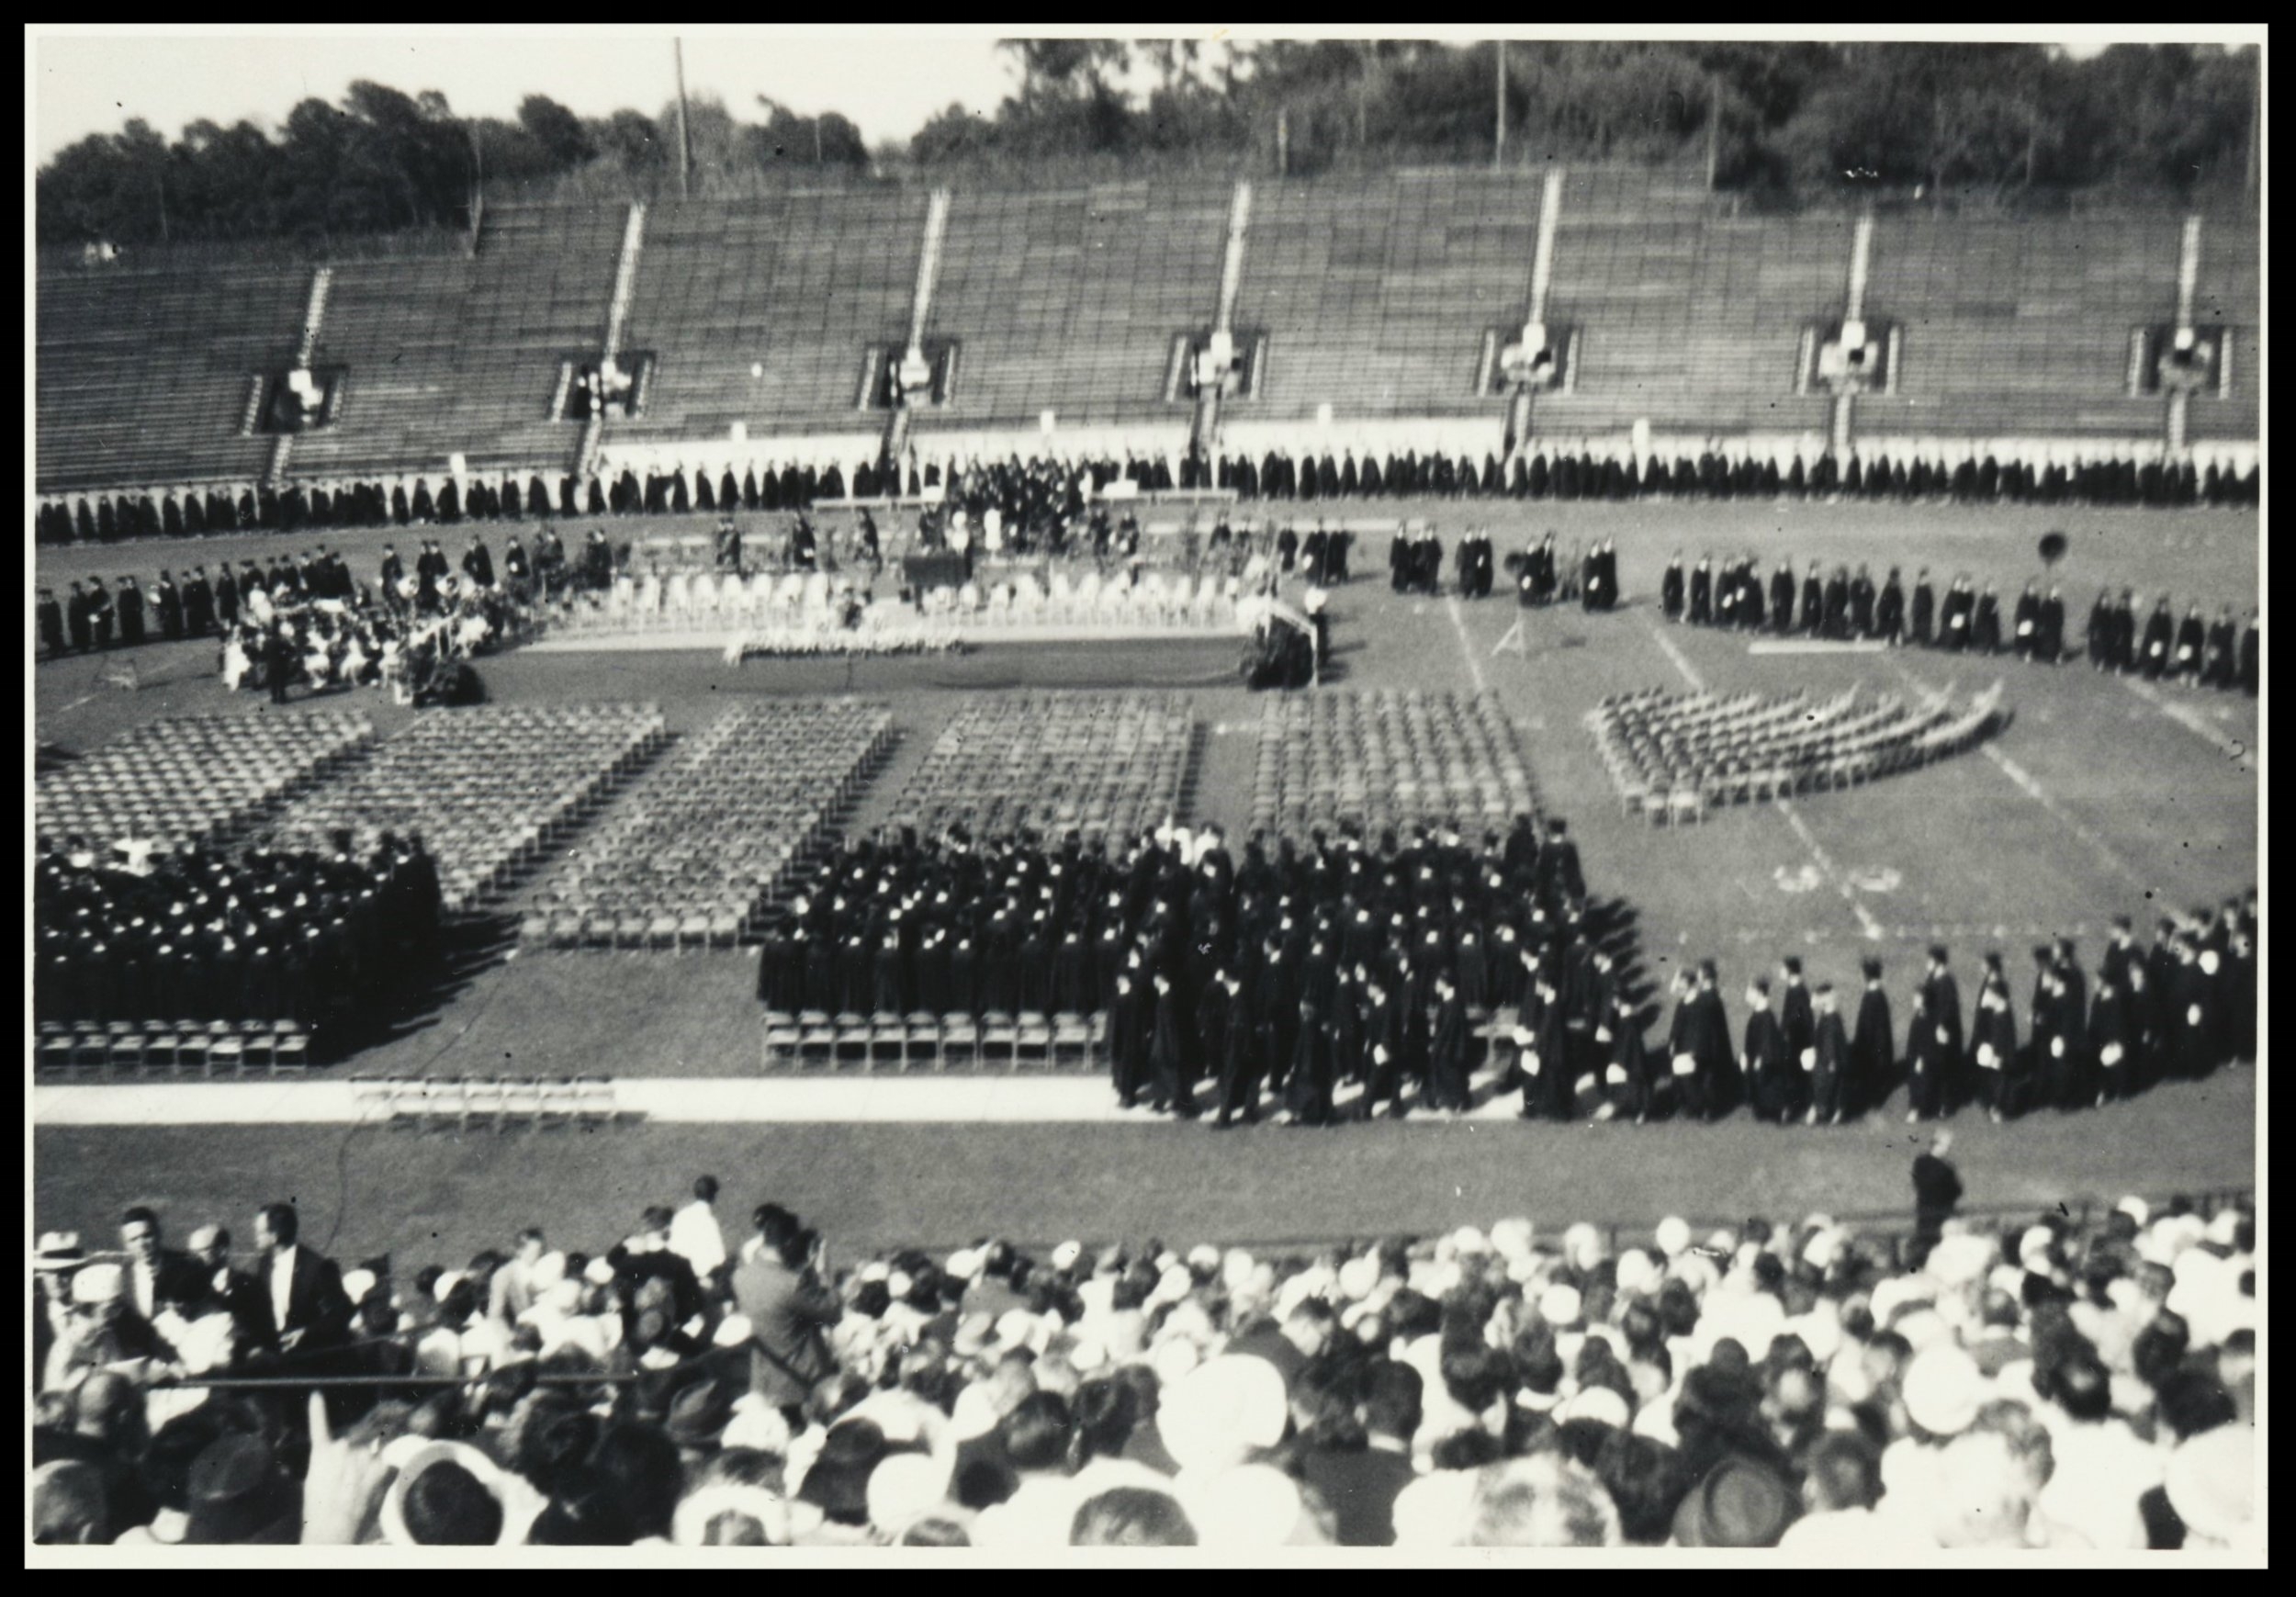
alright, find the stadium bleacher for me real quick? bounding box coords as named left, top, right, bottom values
left=32, top=177, right=2260, bottom=500
left=34, top=264, right=305, bottom=492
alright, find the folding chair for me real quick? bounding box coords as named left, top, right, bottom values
left=798, top=1013, right=837, bottom=1070
left=107, top=1025, right=147, bottom=1077
left=940, top=1015, right=980, bottom=1070
left=833, top=1014, right=872, bottom=1071
left=38, top=1026, right=76, bottom=1074
left=73, top=1024, right=110, bottom=1071
left=576, top=1075, right=616, bottom=1126
left=273, top=1023, right=311, bottom=1076
left=240, top=1020, right=276, bottom=1072
left=537, top=1075, right=580, bottom=1130
left=903, top=1013, right=941, bottom=1072
left=979, top=1012, right=1018, bottom=1071
left=1052, top=1013, right=1091, bottom=1071
left=174, top=1026, right=212, bottom=1078
left=462, top=1074, right=505, bottom=1132
left=870, top=1013, right=908, bottom=1072
left=142, top=1020, right=180, bottom=1074
left=1014, top=1012, right=1053, bottom=1071
left=207, top=1028, right=246, bottom=1079
left=500, top=1074, right=542, bottom=1128
left=762, top=1014, right=802, bottom=1069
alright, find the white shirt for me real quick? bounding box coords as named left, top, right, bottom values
left=269, top=1245, right=299, bottom=1333
left=133, top=1261, right=160, bottom=1320
left=669, top=1200, right=727, bottom=1277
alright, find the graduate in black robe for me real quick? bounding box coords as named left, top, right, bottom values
left=1284, top=999, right=1335, bottom=1126
left=1660, top=552, right=1685, bottom=621
left=1971, top=966, right=2020, bottom=1120
left=1424, top=975, right=1471, bottom=1111
left=1808, top=987, right=1851, bottom=1124
left=1110, top=973, right=1149, bottom=1108
left=1769, top=565, right=1796, bottom=635
left=1908, top=949, right=1962, bottom=1121
left=1972, top=584, right=2004, bottom=653
left=1849, top=958, right=1894, bottom=1119
left=2088, top=976, right=2131, bottom=1105
left=1148, top=973, right=1194, bottom=1117
left=1743, top=981, right=1795, bottom=1123
left=2140, top=599, right=2174, bottom=679
left=1909, top=571, right=1936, bottom=647
left=1360, top=981, right=1405, bottom=1120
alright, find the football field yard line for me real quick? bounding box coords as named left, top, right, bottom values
left=1885, top=658, right=2153, bottom=894
left=2118, top=673, right=2257, bottom=772
left=1774, top=797, right=1888, bottom=939
left=1445, top=596, right=1490, bottom=693
left=1640, top=614, right=1708, bottom=692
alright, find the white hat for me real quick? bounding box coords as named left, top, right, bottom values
left=1338, top=1254, right=1382, bottom=1300
left=1222, top=1249, right=1258, bottom=1291
left=70, top=1262, right=125, bottom=1306
left=1489, top=1219, right=1535, bottom=1262
left=712, top=1314, right=755, bottom=1349
left=1150, top=1336, right=1201, bottom=1387
left=1654, top=1216, right=1692, bottom=1257
left=1537, top=1285, right=1583, bottom=1327
left=2164, top=1426, right=2255, bottom=1548
left=945, top=1248, right=981, bottom=1280
left=1615, top=1249, right=1657, bottom=1296
left=1449, top=1226, right=1491, bottom=1257
left=1390, top=1469, right=1478, bottom=1549
left=1187, top=1243, right=1221, bottom=1275
left=431, top=1270, right=467, bottom=1305
left=1563, top=1223, right=1604, bottom=1272
left=1187, top=1464, right=1307, bottom=1547
left=866, top=1452, right=952, bottom=1535
left=886, top=1271, right=913, bottom=1300
left=950, top=1386, right=1002, bottom=1442
left=530, top=1252, right=568, bottom=1293
left=1557, top=1385, right=1631, bottom=1429
left=2114, top=1196, right=2151, bottom=1227
left=1926, top=1233, right=1995, bottom=1289
left=1152, top=1264, right=1195, bottom=1307
left=343, top=1269, right=378, bottom=1306
left=1158, top=1355, right=1289, bottom=1473
left=1902, top=1344, right=1986, bottom=1437
left=2204, top=1209, right=2245, bottom=1249
left=859, top=1262, right=890, bottom=1284
left=994, top=1308, right=1041, bottom=1353
left=583, top=1257, right=617, bottom=1287
left=1069, top=1336, right=1108, bottom=1372
left=1051, top=1240, right=1084, bottom=1273
left=2017, top=1225, right=2056, bottom=1265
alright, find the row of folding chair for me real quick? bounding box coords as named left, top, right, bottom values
left=760, top=1010, right=1104, bottom=1074
left=350, top=1073, right=623, bottom=1131
left=34, top=1018, right=310, bottom=1077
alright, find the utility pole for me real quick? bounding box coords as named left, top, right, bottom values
left=1495, top=39, right=1508, bottom=169
left=1277, top=106, right=1289, bottom=177
left=673, top=37, right=692, bottom=199
left=2246, top=52, right=2261, bottom=209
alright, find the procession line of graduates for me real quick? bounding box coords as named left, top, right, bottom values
left=33, top=831, right=445, bottom=1038
left=1660, top=553, right=2258, bottom=697
left=760, top=814, right=1593, bottom=1127
left=1509, top=533, right=1619, bottom=612
left=33, top=436, right=2262, bottom=559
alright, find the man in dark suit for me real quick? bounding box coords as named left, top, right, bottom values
left=1807, top=984, right=1852, bottom=1125
left=251, top=1201, right=353, bottom=1360
left=1849, top=957, right=1895, bottom=1120
left=188, top=1223, right=271, bottom=1364
left=118, top=1207, right=213, bottom=1325
left=730, top=1207, right=839, bottom=1413
left=1300, top=1360, right=1423, bottom=1546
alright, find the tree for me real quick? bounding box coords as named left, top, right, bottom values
left=518, top=95, right=593, bottom=172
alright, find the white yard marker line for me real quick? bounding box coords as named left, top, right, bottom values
left=1774, top=797, right=1887, bottom=939
left=1641, top=614, right=1707, bottom=692
left=1446, top=597, right=1490, bottom=694
left=2119, top=674, right=2257, bottom=772
left=1886, top=658, right=2153, bottom=894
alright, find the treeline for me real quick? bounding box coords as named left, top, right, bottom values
left=38, top=40, right=2258, bottom=248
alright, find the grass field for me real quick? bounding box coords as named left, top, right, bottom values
left=32, top=497, right=2261, bottom=1258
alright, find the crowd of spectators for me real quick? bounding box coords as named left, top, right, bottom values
left=1660, top=553, right=2259, bottom=695
left=30, top=1176, right=2256, bottom=1551
left=31, top=830, right=444, bottom=1034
